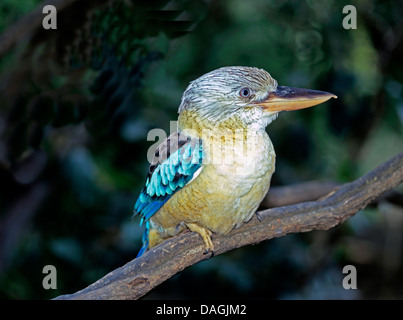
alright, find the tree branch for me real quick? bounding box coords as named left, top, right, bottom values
left=260, top=180, right=340, bottom=208
left=55, top=151, right=403, bottom=300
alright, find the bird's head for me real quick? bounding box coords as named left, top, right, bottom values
left=178, top=66, right=336, bottom=132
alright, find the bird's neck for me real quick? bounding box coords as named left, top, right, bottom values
left=178, top=109, right=266, bottom=138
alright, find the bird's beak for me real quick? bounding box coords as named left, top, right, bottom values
left=255, top=86, right=337, bottom=112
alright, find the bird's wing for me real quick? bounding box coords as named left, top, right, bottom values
left=134, top=131, right=203, bottom=225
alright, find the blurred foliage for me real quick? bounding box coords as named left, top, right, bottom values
left=0, top=0, right=403, bottom=299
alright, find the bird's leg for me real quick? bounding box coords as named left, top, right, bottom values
left=186, top=222, right=214, bottom=254
left=148, top=228, right=166, bottom=249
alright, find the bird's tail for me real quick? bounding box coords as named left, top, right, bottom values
left=136, top=221, right=150, bottom=257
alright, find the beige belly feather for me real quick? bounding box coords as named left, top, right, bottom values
left=150, top=130, right=275, bottom=238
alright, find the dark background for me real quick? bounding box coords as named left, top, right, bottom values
left=0, top=0, right=402, bottom=299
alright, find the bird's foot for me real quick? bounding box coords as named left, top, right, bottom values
left=186, top=222, right=214, bottom=254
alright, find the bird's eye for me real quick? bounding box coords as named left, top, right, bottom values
left=239, top=87, right=251, bottom=98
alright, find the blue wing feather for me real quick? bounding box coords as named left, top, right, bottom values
left=134, top=133, right=203, bottom=256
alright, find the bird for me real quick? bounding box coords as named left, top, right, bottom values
left=133, top=66, right=336, bottom=257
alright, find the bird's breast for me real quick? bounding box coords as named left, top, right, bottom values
left=193, top=129, right=275, bottom=233
left=150, top=128, right=276, bottom=236
left=203, top=129, right=275, bottom=181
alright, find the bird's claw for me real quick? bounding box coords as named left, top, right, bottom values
left=186, top=222, right=215, bottom=254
